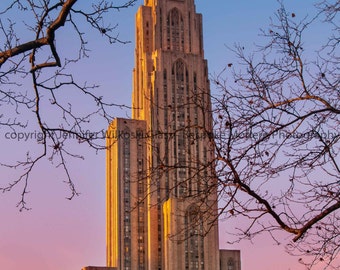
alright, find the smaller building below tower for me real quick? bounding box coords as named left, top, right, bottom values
left=220, top=250, right=242, bottom=270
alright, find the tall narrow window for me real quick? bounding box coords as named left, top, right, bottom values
left=163, top=69, right=170, bottom=198
left=123, top=128, right=131, bottom=269
left=188, top=12, right=192, bottom=52
left=160, top=8, right=163, bottom=48
left=171, top=59, right=188, bottom=197
left=167, top=8, right=184, bottom=51
left=185, top=205, right=204, bottom=269
left=193, top=73, right=200, bottom=195
left=137, top=132, right=145, bottom=270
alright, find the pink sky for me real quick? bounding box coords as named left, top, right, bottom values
left=0, top=1, right=337, bottom=269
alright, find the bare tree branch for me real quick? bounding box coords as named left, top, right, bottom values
left=0, top=0, right=137, bottom=209
left=212, top=1, right=339, bottom=268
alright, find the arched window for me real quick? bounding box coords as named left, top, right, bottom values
left=228, top=258, right=235, bottom=270
left=167, top=8, right=184, bottom=51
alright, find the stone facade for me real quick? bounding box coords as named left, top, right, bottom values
left=104, top=1, right=241, bottom=269
left=106, top=119, right=147, bottom=268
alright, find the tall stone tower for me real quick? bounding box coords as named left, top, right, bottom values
left=106, top=0, right=223, bottom=269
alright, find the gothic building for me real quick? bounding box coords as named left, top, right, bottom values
left=104, top=1, right=241, bottom=270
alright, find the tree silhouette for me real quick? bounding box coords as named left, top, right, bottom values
left=213, top=1, right=339, bottom=268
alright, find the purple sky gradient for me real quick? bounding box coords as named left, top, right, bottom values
left=0, top=1, right=335, bottom=269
